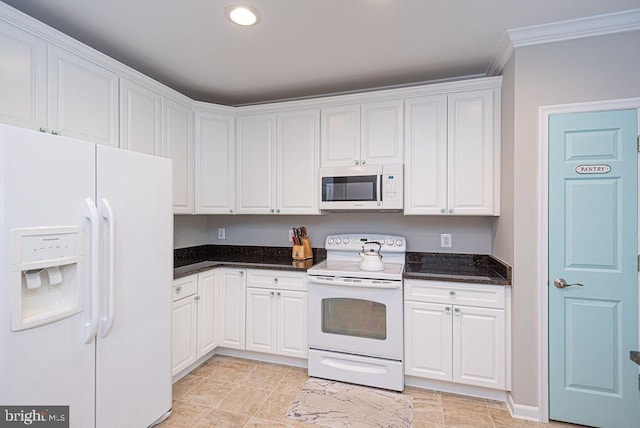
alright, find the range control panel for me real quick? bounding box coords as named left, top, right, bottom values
left=324, top=234, right=406, bottom=252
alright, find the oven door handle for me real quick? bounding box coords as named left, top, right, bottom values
left=308, top=276, right=402, bottom=289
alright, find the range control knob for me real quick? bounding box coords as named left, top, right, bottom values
left=386, top=238, right=394, bottom=246
left=395, top=239, right=403, bottom=247
left=343, top=238, right=349, bottom=245
left=328, top=238, right=334, bottom=245
left=335, top=238, right=342, bottom=244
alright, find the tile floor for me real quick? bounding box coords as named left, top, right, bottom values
left=160, top=355, right=583, bottom=428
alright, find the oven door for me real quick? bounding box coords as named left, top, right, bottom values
left=308, top=279, right=403, bottom=360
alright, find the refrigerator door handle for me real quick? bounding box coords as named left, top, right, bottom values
left=83, top=197, right=100, bottom=344
left=100, top=198, right=116, bottom=338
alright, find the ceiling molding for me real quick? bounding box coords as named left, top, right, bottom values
left=487, top=8, right=640, bottom=76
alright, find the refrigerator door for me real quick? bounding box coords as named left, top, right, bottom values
left=0, top=125, right=96, bottom=427
left=94, top=145, right=172, bottom=428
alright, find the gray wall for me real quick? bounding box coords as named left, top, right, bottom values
left=174, top=213, right=495, bottom=253
left=500, top=30, right=640, bottom=409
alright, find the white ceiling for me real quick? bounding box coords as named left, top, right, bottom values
left=3, top=0, right=639, bottom=105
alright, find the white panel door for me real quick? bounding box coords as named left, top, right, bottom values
left=452, top=305, right=505, bottom=389
left=163, top=97, right=194, bottom=214
left=447, top=90, right=495, bottom=215
left=0, top=22, right=46, bottom=130
left=277, top=290, right=308, bottom=358
left=277, top=109, right=320, bottom=214
left=197, top=270, right=218, bottom=358
left=172, top=296, right=198, bottom=376
left=94, top=146, right=172, bottom=428
left=404, top=301, right=452, bottom=381
left=194, top=110, right=236, bottom=214
left=320, top=104, right=360, bottom=167
left=236, top=113, right=276, bottom=214
left=119, top=78, right=162, bottom=156
left=361, top=99, right=403, bottom=165
left=217, top=269, right=246, bottom=349
left=48, top=45, right=118, bottom=146
left=245, top=287, right=276, bottom=354
left=404, top=95, right=448, bottom=215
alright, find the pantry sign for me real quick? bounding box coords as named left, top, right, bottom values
left=574, top=164, right=611, bottom=174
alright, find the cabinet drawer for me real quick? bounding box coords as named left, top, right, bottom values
left=246, top=269, right=307, bottom=292
left=173, top=274, right=198, bottom=302
left=404, top=279, right=505, bottom=309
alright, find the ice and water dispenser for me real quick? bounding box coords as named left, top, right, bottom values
left=11, top=227, right=84, bottom=331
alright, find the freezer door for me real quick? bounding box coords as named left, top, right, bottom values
left=0, top=125, right=96, bottom=427
left=94, top=145, right=172, bottom=428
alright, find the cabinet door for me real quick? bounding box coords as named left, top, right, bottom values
left=453, top=305, right=505, bottom=389
left=404, top=96, right=448, bottom=215
left=277, top=290, right=307, bottom=358
left=361, top=99, right=403, bottom=165
left=276, top=109, right=320, bottom=215
left=0, top=22, right=46, bottom=131
left=196, top=270, right=218, bottom=358
left=217, top=269, right=246, bottom=349
left=48, top=45, right=118, bottom=146
left=404, top=301, right=452, bottom=381
left=195, top=110, right=236, bottom=214
left=245, top=288, right=276, bottom=354
left=447, top=89, right=496, bottom=215
left=320, top=104, right=360, bottom=167
left=119, top=79, right=162, bottom=156
left=236, top=114, right=276, bottom=214
left=172, top=296, right=198, bottom=376
left=163, top=97, right=194, bottom=214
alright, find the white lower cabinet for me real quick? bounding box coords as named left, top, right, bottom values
left=171, top=270, right=218, bottom=376
left=404, top=279, right=507, bottom=390
left=217, top=268, right=247, bottom=350
left=245, top=270, right=308, bottom=358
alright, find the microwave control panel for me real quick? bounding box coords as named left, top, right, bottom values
left=381, top=164, right=403, bottom=210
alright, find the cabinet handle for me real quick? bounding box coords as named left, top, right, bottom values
left=449, top=290, right=456, bottom=297
left=194, top=295, right=200, bottom=302
left=39, top=127, right=48, bottom=133
left=175, top=286, right=182, bottom=295
left=51, top=130, right=60, bottom=136
left=454, top=307, right=461, bottom=314
left=361, top=160, right=366, bottom=165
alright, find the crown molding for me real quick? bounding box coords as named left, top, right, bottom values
left=487, top=8, right=640, bottom=76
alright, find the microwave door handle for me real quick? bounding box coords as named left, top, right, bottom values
left=377, top=175, right=382, bottom=207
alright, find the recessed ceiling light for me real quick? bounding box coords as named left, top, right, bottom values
left=225, top=5, right=261, bottom=26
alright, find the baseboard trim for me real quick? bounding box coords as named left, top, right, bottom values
left=507, top=392, right=542, bottom=422
left=405, top=376, right=507, bottom=402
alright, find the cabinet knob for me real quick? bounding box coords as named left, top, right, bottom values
left=239, top=271, right=244, bottom=275
left=361, top=160, right=366, bottom=165
left=454, top=307, right=461, bottom=314
left=276, top=209, right=280, bottom=214
left=449, top=290, right=456, bottom=297
left=51, top=130, right=60, bottom=136
left=440, top=208, right=446, bottom=214
left=448, top=209, right=454, bottom=214
left=270, top=291, right=275, bottom=296
left=194, top=295, right=200, bottom=302
left=273, top=278, right=279, bottom=284
left=39, top=127, right=48, bottom=133
left=276, top=291, right=281, bottom=297
left=175, top=286, right=182, bottom=294
left=354, top=160, right=360, bottom=165
left=445, top=306, right=451, bottom=312
left=229, top=209, right=233, bottom=214
left=270, top=209, right=275, bottom=213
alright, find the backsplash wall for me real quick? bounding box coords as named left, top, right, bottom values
left=175, top=213, right=495, bottom=254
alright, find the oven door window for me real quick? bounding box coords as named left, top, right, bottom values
left=321, top=297, right=386, bottom=340
left=321, top=175, right=378, bottom=202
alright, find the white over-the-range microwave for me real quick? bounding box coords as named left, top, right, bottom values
left=319, top=164, right=403, bottom=211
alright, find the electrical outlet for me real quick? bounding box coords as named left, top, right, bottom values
left=440, top=233, right=452, bottom=248
left=218, top=228, right=226, bottom=240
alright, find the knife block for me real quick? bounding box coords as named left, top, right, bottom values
left=292, top=237, right=313, bottom=260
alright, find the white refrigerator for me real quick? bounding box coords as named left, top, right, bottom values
left=0, top=124, right=173, bottom=427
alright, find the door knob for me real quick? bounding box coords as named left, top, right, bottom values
left=553, top=278, right=584, bottom=288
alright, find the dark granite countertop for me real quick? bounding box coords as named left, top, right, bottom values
left=174, top=245, right=512, bottom=286
left=173, top=245, right=325, bottom=279
left=403, top=252, right=511, bottom=286
left=631, top=351, right=640, bottom=366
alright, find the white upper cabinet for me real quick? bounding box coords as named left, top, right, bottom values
left=163, top=97, right=194, bottom=214
left=195, top=109, right=236, bottom=214
left=48, top=45, right=119, bottom=146
left=405, top=87, right=500, bottom=216
left=237, top=110, right=320, bottom=215
left=236, top=113, right=277, bottom=214
left=276, top=109, right=320, bottom=215
left=119, top=78, right=162, bottom=156
left=320, top=100, right=402, bottom=167
left=0, top=22, right=47, bottom=131
left=447, top=89, right=498, bottom=215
